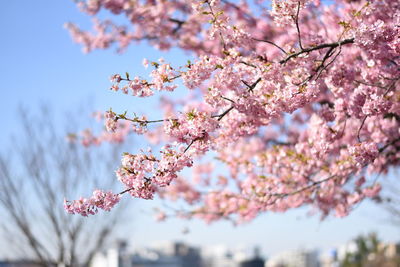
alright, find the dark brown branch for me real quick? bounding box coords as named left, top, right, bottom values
left=314, top=45, right=336, bottom=75
left=252, top=38, right=287, bottom=54
left=354, top=80, right=387, bottom=90
left=379, top=137, right=400, bottom=153
left=241, top=77, right=262, bottom=92
left=280, top=38, right=354, bottom=64
left=272, top=173, right=339, bottom=200
left=240, top=60, right=258, bottom=68
left=221, top=96, right=235, bottom=103
left=168, top=18, right=185, bottom=34
left=119, top=186, right=136, bottom=195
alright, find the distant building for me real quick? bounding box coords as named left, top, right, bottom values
left=90, top=241, right=202, bottom=267
left=133, top=241, right=202, bottom=267
left=205, top=251, right=240, bottom=267
left=90, top=240, right=128, bottom=267
left=131, top=253, right=181, bottom=267
left=240, top=258, right=264, bottom=267
left=319, top=249, right=339, bottom=267
left=203, top=245, right=264, bottom=267
left=240, top=247, right=264, bottom=267
left=266, top=249, right=318, bottom=267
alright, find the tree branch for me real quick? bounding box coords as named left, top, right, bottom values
left=280, top=38, right=354, bottom=64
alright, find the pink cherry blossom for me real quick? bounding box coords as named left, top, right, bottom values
left=64, top=0, right=400, bottom=222
left=64, top=190, right=120, bottom=216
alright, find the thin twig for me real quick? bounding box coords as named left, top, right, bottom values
left=206, top=1, right=227, bottom=51
left=184, top=138, right=201, bottom=153
left=221, top=96, right=235, bottom=103
left=294, top=1, right=303, bottom=50
left=252, top=38, right=287, bottom=54
left=354, top=80, right=387, bottom=89
left=240, top=60, right=258, bottom=68
left=357, top=116, right=368, bottom=143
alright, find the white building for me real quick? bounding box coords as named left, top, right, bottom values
left=201, top=244, right=257, bottom=267
left=90, top=241, right=202, bottom=267
left=265, top=249, right=318, bottom=267
left=319, top=248, right=339, bottom=267
left=90, top=241, right=128, bottom=267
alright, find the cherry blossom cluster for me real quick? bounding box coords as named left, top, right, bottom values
left=104, top=110, right=118, bottom=132
left=164, top=109, right=218, bottom=145
left=109, top=59, right=179, bottom=97
left=112, top=144, right=193, bottom=202
left=65, top=0, right=400, bottom=222
left=64, top=190, right=120, bottom=216
left=348, top=142, right=379, bottom=167
left=270, top=0, right=311, bottom=26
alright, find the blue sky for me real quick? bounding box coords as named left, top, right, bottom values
left=0, top=0, right=399, bottom=258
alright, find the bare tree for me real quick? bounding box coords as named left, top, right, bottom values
left=0, top=106, right=130, bottom=267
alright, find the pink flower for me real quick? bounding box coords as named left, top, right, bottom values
left=65, top=0, right=400, bottom=222
left=64, top=190, right=120, bottom=216
left=104, top=110, right=117, bottom=132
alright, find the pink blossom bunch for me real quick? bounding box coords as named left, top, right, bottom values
left=159, top=177, right=201, bottom=204
left=64, top=0, right=400, bottom=222
left=348, top=142, right=379, bottom=167
left=270, top=0, right=310, bottom=26
left=113, top=144, right=194, bottom=199
left=164, top=109, right=218, bottom=144
left=182, top=56, right=218, bottom=90
left=108, top=59, right=180, bottom=97
left=149, top=60, right=179, bottom=92
left=64, top=190, right=120, bottom=216
left=104, top=110, right=117, bottom=132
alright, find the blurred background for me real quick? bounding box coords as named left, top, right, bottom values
left=0, top=1, right=399, bottom=266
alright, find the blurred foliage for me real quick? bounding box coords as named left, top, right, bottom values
left=341, top=233, right=400, bottom=267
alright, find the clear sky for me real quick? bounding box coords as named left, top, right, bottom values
left=0, top=0, right=399, bottom=259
